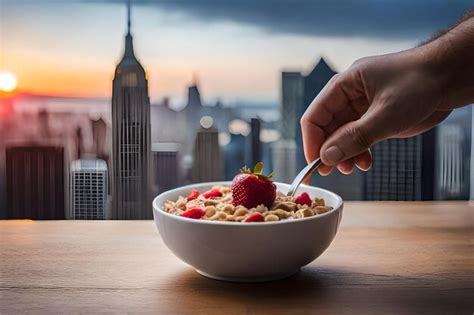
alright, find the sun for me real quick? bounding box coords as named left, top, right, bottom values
left=0, top=71, right=18, bottom=93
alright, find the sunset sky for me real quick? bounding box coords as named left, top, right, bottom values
left=1, top=0, right=471, bottom=105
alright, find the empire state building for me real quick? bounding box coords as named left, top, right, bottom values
left=111, top=1, right=152, bottom=219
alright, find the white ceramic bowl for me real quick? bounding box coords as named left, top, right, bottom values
left=153, top=181, right=343, bottom=282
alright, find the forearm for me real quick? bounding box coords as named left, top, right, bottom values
left=419, top=10, right=474, bottom=109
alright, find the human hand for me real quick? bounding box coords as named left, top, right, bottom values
left=300, top=49, right=451, bottom=176
left=301, top=12, right=474, bottom=176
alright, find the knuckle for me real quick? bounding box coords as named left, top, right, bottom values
left=327, top=73, right=341, bottom=88
left=300, top=115, right=308, bottom=127
left=351, top=56, right=369, bottom=68
left=346, top=126, right=371, bottom=149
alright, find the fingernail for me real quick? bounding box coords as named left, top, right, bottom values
left=324, top=146, right=344, bottom=164
left=355, top=163, right=371, bottom=172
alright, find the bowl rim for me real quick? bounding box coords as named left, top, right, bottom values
left=153, top=181, right=343, bottom=226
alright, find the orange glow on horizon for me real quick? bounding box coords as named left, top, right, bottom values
left=4, top=52, right=276, bottom=100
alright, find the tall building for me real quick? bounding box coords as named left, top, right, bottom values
left=272, top=140, right=297, bottom=183
left=250, top=118, right=261, bottom=166
left=6, top=145, right=65, bottom=219
left=111, top=1, right=152, bottom=219
left=70, top=159, right=108, bottom=220
left=365, top=131, right=436, bottom=201
left=224, top=133, right=246, bottom=180
left=152, top=143, right=181, bottom=195
left=90, top=117, right=110, bottom=161
left=435, top=125, right=467, bottom=199
left=281, top=72, right=304, bottom=140
left=276, top=72, right=304, bottom=182
left=192, top=122, right=223, bottom=182
left=185, top=84, right=203, bottom=131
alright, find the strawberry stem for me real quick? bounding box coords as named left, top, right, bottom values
left=240, top=162, right=273, bottom=181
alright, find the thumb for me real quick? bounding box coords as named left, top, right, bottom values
left=319, top=112, right=388, bottom=166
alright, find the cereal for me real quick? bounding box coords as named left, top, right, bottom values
left=294, top=208, right=314, bottom=219
left=268, top=209, right=291, bottom=219
left=264, top=214, right=279, bottom=222
left=235, top=215, right=246, bottom=222
left=225, top=215, right=236, bottom=222
left=234, top=208, right=250, bottom=217
left=210, top=211, right=227, bottom=221
left=204, top=206, right=217, bottom=217
left=164, top=185, right=333, bottom=222
left=218, top=204, right=235, bottom=214
left=204, top=199, right=220, bottom=206
left=271, top=201, right=297, bottom=212
left=315, top=206, right=331, bottom=214
left=254, top=204, right=268, bottom=213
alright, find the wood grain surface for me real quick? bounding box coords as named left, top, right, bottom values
left=1, top=201, right=473, bottom=314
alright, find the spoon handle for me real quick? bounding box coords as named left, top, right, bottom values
left=287, top=158, right=323, bottom=197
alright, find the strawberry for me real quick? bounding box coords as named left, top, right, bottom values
left=295, top=192, right=311, bottom=206
left=231, top=162, right=276, bottom=209
left=202, top=188, right=222, bottom=199
left=187, top=189, right=200, bottom=201
left=244, top=212, right=264, bottom=222
left=180, top=208, right=205, bottom=219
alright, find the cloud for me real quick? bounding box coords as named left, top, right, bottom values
left=89, top=0, right=473, bottom=39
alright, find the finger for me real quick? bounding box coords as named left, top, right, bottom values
left=395, top=110, right=451, bottom=138
left=354, top=150, right=372, bottom=171
left=301, top=73, right=357, bottom=163
left=336, top=158, right=355, bottom=175
left=320, top=110, right=392, bottom=166
left=301, top=119, right=325, bottom=164
left=318, top=164, right=333, bottom=176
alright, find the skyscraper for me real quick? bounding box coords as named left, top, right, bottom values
left=224, top=133, right=246, bottom=180
left=152, top=143, right=181, bottom=195
left=192, top=120, right=223, bottom=182
left=250, top=118, right=261, bottom=166
left=184, top=83, right=204, bottom=157
left=277, top=71, right=304, bottom=182
left=70, top=159, right=108, bottom=220
left=185, top=83, right=203, bottom=133
left=281, top=72, right=304, bottom=140
left=6, top=144, right=65, bottom=219
left=90, top=117, right=110, bottom=161
left=436, top=124, right=470, bottom=199
left=365, top=132, right=435, bottom=201
left=272, top=140, right=297, bottom=183
left=111, top=0, right=152, bottom=219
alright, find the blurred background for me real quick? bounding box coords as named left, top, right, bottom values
left=0, top=0, right=472, bottom=220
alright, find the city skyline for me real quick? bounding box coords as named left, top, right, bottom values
left=0, top=1, right=472, bottom=220
left=1, top=0, right=471, bottom=103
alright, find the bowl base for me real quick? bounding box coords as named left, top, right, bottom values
left=195, top=269, right=300, bottom=283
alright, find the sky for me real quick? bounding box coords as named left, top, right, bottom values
left=0, top=0, right=472, bottom=105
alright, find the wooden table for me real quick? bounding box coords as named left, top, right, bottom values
left=1, top=202, right=473, bottom=314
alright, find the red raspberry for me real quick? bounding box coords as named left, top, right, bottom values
left=187, top=189, right=200, bottom=201
left=202, top=188, right=222, bottom=199
left=295, top=192, right=312, bottom=206
left=180, top=208, right=205, bottom=219
left=244, top=212, right=264, bottom=222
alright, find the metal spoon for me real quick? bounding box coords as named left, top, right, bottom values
left=287, top=158, right=323, bottom=197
